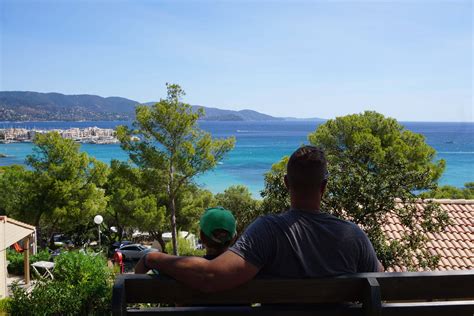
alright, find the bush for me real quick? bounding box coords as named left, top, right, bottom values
left=165, top=236, right=205, bottom=257
left=9, top=251, right=113, bottom=315
left=10, top=281, right=82, bottom=316
left=0, top=298, right=11, bottom=315
left=6, top=249, right=51, bottom=276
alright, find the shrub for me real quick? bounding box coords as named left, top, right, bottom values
left=6, top=249, right=51, bottom=276
left=10, top=281, right=82, bottom=316
left=9, top=251, right=113, bottom=315
left=0, top=298, right=11, bottom=315
left=165, top=236, right=205, bottom=257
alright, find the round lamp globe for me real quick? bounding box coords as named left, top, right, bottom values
left=94, top=215, right=103, bottom=225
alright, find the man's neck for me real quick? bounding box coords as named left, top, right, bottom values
left=290, top=190, right=321, bottom=213
left=290, top=206, right=321, bottom=213
left=290, top=196, right=321, bottom=213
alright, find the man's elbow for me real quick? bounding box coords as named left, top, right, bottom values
left=199, top=273, right=223, bottom=293
left=198, top=271, right=242, bottom=293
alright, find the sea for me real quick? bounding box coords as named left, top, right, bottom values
left=0, top=121, right=473, bottom=197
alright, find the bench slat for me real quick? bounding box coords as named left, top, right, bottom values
left=123, top=301, right=474, bottom=316
left=125, top=305, right=364, bottom=316
left=112, top=271, right=474, bottom=315
left=124, top=277, right=366, bottom=304
left=381, top=301, right=474, bottom=316
left=121, top=270, right=474, bottom=304
left=376, top=274, right=474, bottom=300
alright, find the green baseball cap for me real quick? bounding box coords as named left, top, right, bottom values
left=200, top=207, right=236, bottom=244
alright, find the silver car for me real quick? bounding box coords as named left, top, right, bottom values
left=117, top=244, right=159, bottom=260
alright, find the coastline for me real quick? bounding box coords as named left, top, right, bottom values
left=1, top=121, right=472, bottom=196
left=0, top=126, right=119, bottom=144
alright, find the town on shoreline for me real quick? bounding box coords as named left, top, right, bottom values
left=0, top=127, right=119, bottom=144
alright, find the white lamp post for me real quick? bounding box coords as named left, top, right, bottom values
left=94, top=215, right=103, bottom=248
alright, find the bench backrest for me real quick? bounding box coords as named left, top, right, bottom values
left=112, top=270, right=474, bottom=315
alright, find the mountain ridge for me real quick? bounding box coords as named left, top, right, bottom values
left=0, top=91, right=325, bottom=122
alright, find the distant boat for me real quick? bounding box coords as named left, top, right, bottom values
left=445, top=141, right=454, bottom=144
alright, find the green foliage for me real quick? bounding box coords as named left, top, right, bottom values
left=104, top=160, right=166, bottom=241
left=11, top=281, right=82, bottom=316
left=0, top=165, right=35, bottom=217
left=9, top=251, right=113, bottom=315
left=26, top=132, right=109, bottom=228
left=307, top=112, right=449, bottom=270
left=262, top=111, right=451, bottom=270
left=165, top=236, right=205, bottom=257
left=260, top=157, right=290, bottom=214
left=175, top=185, right=215, bottom=235
left=117, top=83, right=235, bottom=255
left=0, top=298, right=12, bottom=314
left=103, top=160, right=215, bottom=250
left=419, top=182, right=474, bottom=199
left=0, top=133, right=108, bottom=243
left=6, top=249, right=51, bottom=276
left=215, top=185, right=261, bottom=234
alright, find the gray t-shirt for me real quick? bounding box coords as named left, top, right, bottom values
left=229, top=210, right=379, bottom=278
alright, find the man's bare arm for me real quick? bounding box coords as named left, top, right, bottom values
left=135, top=250, right=259, bottom=293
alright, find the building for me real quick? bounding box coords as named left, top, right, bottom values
left=0, top=216, right=36, bottom=298
left=383, top=199, right=473, bottom=271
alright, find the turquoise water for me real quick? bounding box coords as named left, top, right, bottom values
left=0, top=121, right=473, bottom=197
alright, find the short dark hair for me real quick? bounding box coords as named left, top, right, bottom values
left=286, top=146, right=328, bottom=192
left=200, top=229, right=233, bottom=252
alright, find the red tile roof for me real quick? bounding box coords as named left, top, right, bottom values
left=383, top=199, right=473, bottom=272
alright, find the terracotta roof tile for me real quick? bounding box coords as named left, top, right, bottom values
left=382, top=199, right=474, bottom=271
left=463, top=258, right=473, bottom=267
left=456, top=258, right=467, bottom=267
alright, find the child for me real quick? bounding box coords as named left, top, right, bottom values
left=199, top=207, right=237, bottom=260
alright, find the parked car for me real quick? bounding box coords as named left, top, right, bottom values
left=49, top=233, right=73, bottom=249
left=117, top=244, right=159, bottom=260
left=108, top=240, right=132, bottom=257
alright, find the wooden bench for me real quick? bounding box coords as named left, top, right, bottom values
left=112, top=270, right=474, bottom=315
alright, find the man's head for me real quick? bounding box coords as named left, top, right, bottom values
left=199, top=207, right=237, bottom=255
left=285, top=146, right=328, bottom=205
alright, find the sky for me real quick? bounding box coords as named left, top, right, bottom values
left=0, top=0, right=472, bottom=121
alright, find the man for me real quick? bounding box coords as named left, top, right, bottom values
left=135, top=146, right=382, bottom=292
left=199, top=207, right=237, bottom=260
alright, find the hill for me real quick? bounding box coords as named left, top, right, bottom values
left=0, top=91, right=137, bottom=121
left=0, top=91, right=323, bottom=121
left=193, top=105, right=281, bottom=121
left=142, top=103, right=283, bottom=121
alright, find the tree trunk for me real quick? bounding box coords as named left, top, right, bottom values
left=168, top=160, right=179, bottom=256
left=34, top=212, right=42, bottom=228
left=118, top=226, right=124, bottom=241
left=170, top=195, right=178, bottom=256
left=151, top=231, right=167, bottom=253
left=34, top=212, right=43, bottom=247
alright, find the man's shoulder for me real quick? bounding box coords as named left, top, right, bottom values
left=323, top=214, right=367, bottom=236
left=243, top=211, right=292, bottom=233
left=330, top=217, right=372, bottom=246
left=253, top=210, right=366, bottom=237
left=255, top=210, right=296, bottom=225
